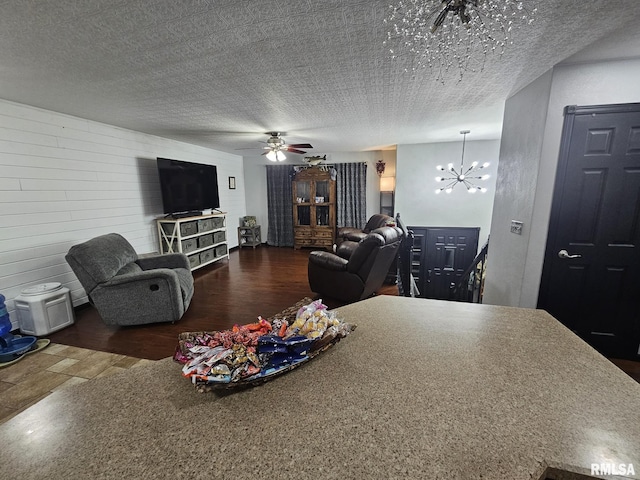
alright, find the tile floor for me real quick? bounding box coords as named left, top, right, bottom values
left=0, top=343, right=155, bottom=425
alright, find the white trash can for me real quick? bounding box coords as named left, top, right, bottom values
left=16, top=283, right=75, bottom=336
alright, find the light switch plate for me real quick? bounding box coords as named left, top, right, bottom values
left=510, top=220, right=523, bottom=235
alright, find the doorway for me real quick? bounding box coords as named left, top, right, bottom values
left=538, top=103, right=640, bottom=360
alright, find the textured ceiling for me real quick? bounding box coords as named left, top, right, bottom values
left=1, top=0, right=640, bottom=155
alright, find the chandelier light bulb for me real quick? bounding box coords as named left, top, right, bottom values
left=482, top=162, right=490, bottom=168
left=481, top=174, right=490, bottom=180
left=468, top=187, right=477, bottom=193
left=435, top=176, right=443, bottom=182
left=445, top=188, right=453, bottom=194
left=447, top=163, right=454, bottom=171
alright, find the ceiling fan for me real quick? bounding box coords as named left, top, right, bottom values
left=262, top=132, right=312, bottom=161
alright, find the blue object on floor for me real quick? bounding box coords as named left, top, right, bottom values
left=0, top=336, right=38, bottom=362
left=0, top=293, right=11, bottom=337
left=0, top=293, right=38, bottom=362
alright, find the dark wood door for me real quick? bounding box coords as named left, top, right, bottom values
left=410, top=226, right=479, bottom=300
left=538, top=103, right=640, bottom=360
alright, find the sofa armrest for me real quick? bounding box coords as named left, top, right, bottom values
left=137, top=253, right=190, bottom=271
left=336, top=241, right=359, bottom=259
left=104, top=268, right=180, bottom=290
left=308, top=251, right=348, bottom=271
left=337, top=228, right=367, bottom=243
left=337, top=227, right=362, bottom=236
left=344, top=232, right=367, bottom=243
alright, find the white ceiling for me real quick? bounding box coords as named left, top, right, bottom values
left=1, top=0, right=640, bottom=156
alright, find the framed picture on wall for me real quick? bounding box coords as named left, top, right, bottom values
left=229, top=176, right=236, bottom=189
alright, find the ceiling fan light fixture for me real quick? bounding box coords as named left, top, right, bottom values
left=261, top=132, right=311, bottom=160
left=266, top=150, right=277, bottom=162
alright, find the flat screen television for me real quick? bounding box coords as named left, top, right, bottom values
left=157, top=158, right=220, bottom=216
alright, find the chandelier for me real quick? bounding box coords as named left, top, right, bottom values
left=435, top=130, right=489, bottom=194
left=385, top=0, right=537, bottom=82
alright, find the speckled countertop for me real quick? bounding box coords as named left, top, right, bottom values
left=1, top=296, right=638, bottom=479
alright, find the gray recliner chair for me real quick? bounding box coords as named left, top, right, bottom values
left=65, top=233, right=194, bottom=326
left=308, top=226, right=403, bottom=303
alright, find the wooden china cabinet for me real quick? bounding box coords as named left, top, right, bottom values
left=292, top=167, right=336, bottom=250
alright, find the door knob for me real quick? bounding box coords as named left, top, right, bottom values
left=558, top=249, right=581, bottom=259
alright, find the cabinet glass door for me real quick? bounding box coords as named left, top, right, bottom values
left=316, top=206, right=329, bottom=226
left=315, top=180, right=329, bottom=203
left=297, top=205, right=311, bottom=226
left=295, top=181, right=310, bottom=203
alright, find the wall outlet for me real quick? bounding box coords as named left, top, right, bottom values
left=510, top=220, right=523, bottom=235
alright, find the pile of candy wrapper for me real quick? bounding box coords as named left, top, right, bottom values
left=174, top=300, right=355, bottom=386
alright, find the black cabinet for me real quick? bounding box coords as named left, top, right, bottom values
left=408, top=226, right=479, bottom=299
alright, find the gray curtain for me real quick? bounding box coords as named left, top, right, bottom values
left=336, top=162, right=367, bottom=228
left=266, top=165, right=294, bottom=247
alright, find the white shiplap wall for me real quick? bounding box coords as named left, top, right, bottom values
left=0, top=99, right=245, bottom=329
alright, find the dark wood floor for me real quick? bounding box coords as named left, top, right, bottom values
left=48, top=245, right=640, bottom=383
left=49, top=245, right=397, bottom=360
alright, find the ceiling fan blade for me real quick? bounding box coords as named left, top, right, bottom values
left=288, top=143, right=313, bottom=149
left=285, top=148, right=307, bottom=154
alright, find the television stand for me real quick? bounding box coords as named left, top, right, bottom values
left=157, top=212, right=229, bottom=271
